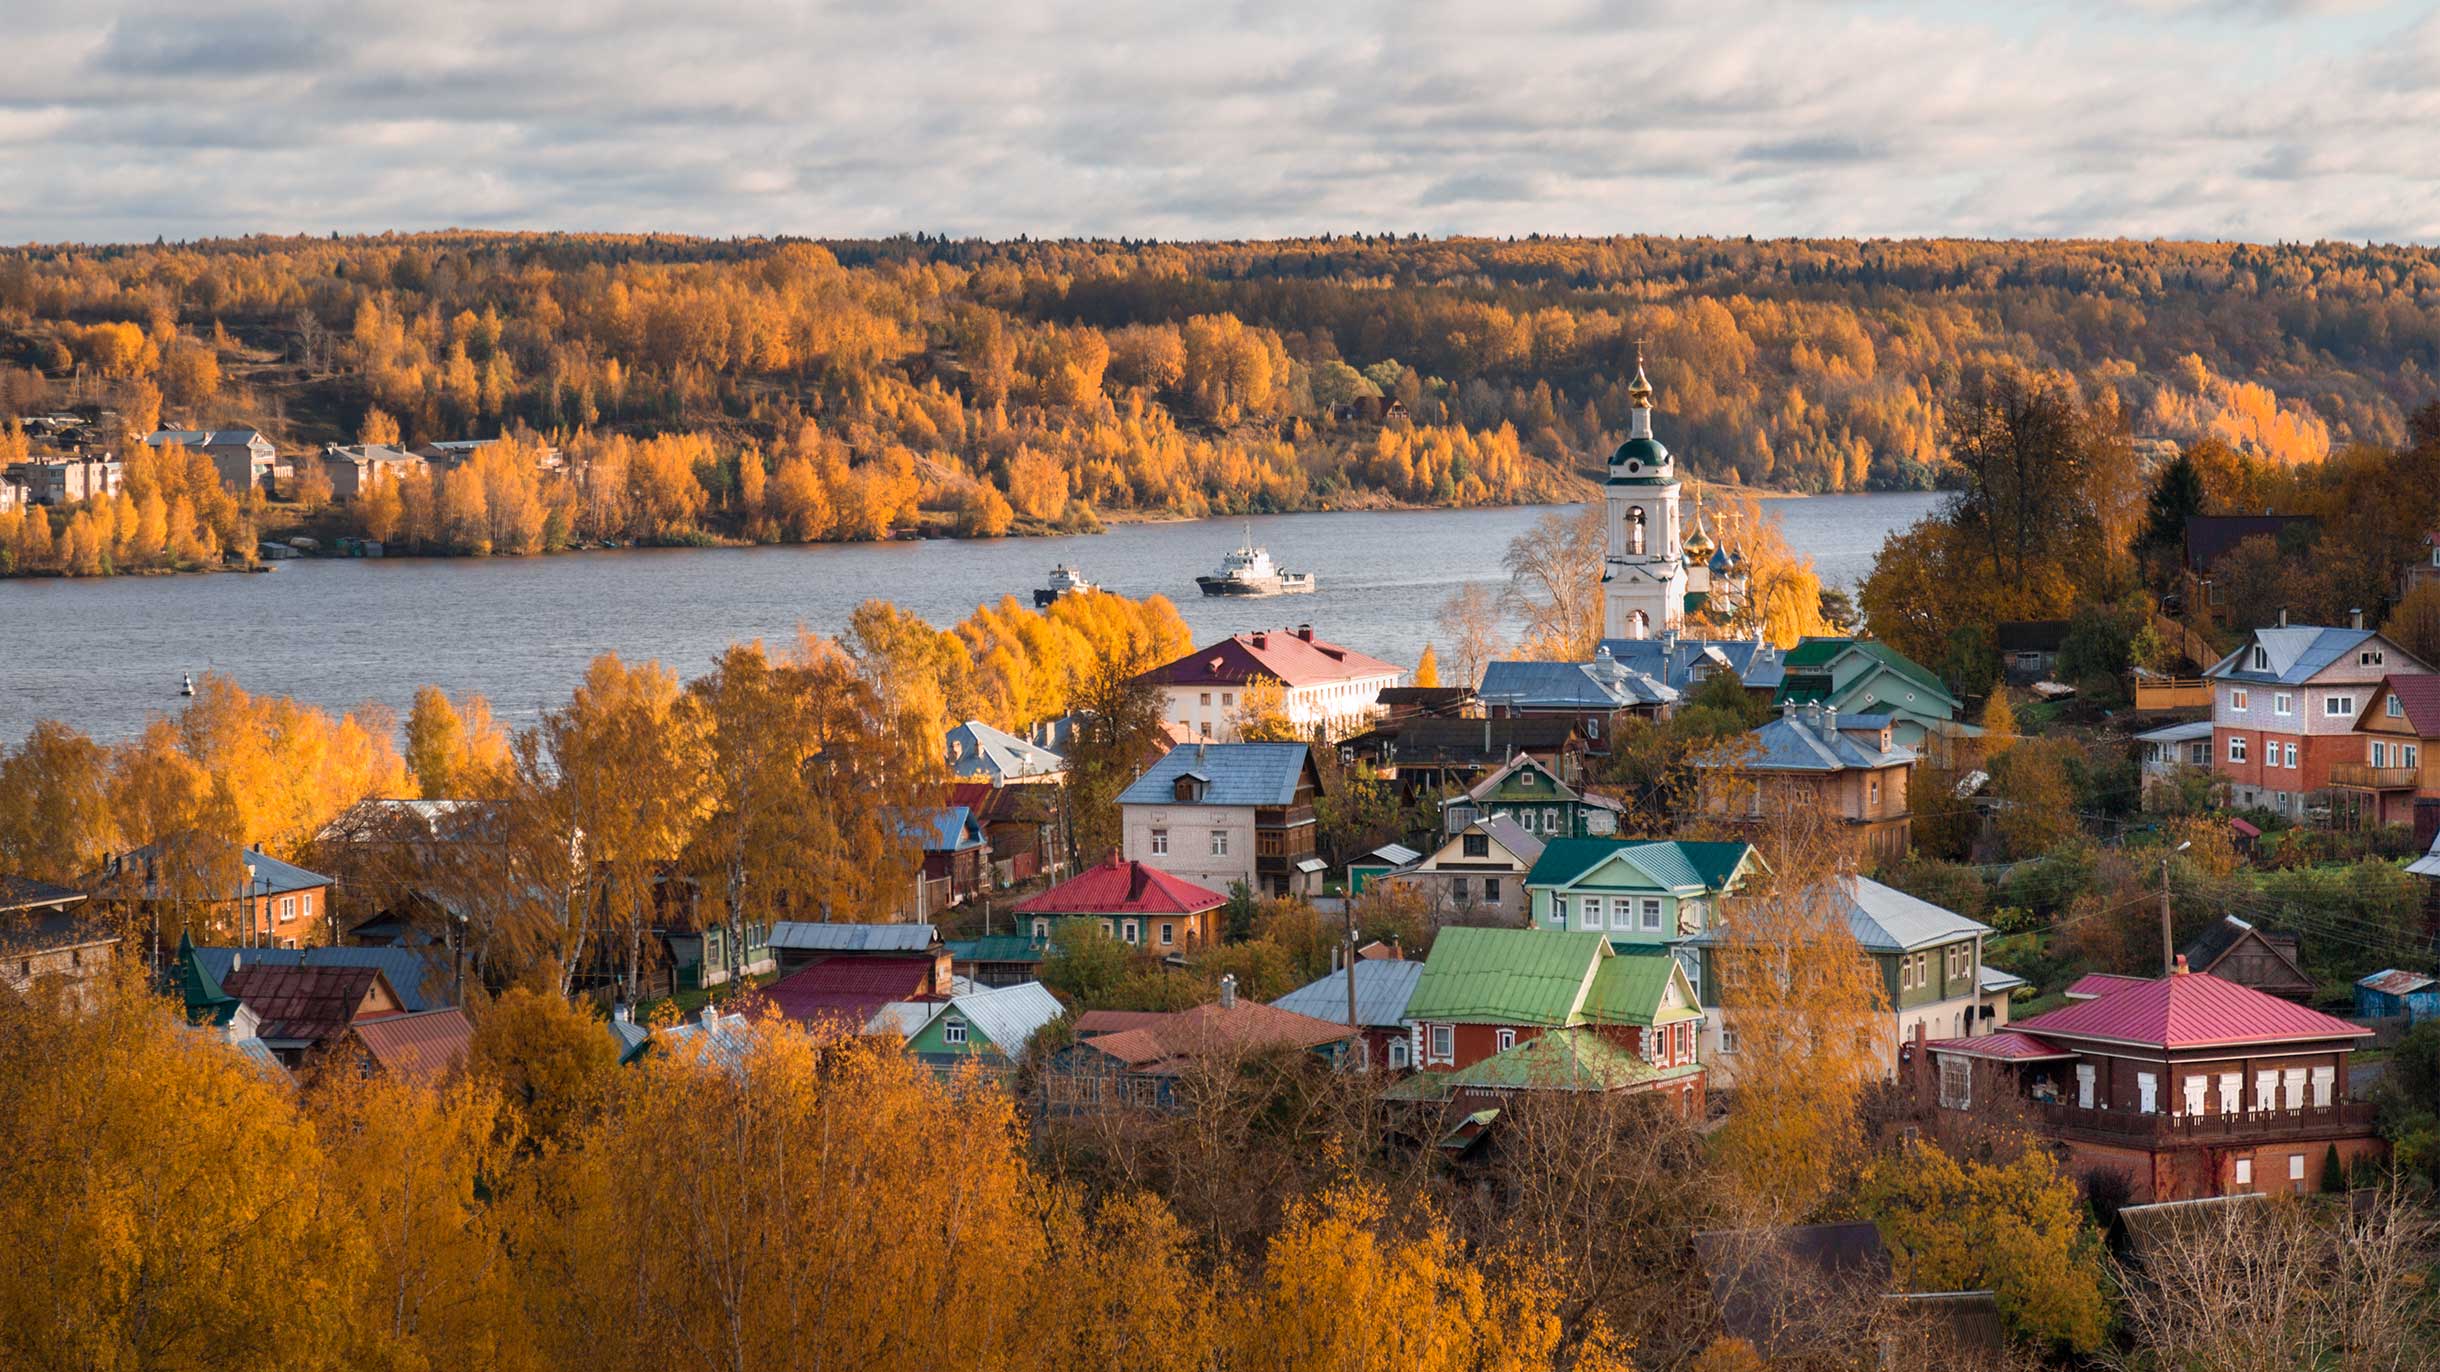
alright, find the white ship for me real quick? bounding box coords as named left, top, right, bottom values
left=1196, top=533, right=1315, bottom=597
left=1033, top=563, right=1098, bottom=607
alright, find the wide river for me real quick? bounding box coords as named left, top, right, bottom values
left=0, top=492, right=1939, bottom=743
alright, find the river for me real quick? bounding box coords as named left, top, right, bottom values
left=0, top=492, right=1940, bottom=744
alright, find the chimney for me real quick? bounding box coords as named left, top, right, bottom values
left=2172, top=954, right=2189, bottom=976
left=700, top=1005, right=721, bottom=1025
left=613, top=1001, right=632, bottom=1024
left=1196, top=740, right=1207, bottom=764
left=1825, top=706, right=1838, bottom=733
left=2278, top=607, right=2288, bottom=628
left=1218, top=973, right=1238, bottom=1009
left=2351, top=607, right=2364, bottom=630
left=1297, top=624, right=1315, bottom=642
left=1251, top=632, right=1267, bottom=649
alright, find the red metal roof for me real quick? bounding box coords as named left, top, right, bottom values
left=2374, top=673, right=2440, bottom=737
left=1073, top=999, right=1353, bottom=1073
left=1922, top=1030, right=2074, bottom=1062
left=1145, top=629, right=1403, bottom=689
left=1014, top=856, right=1226, bottom=917
left=223, top=962, right=399, bottom=1043
left=2062, top=972, right=2151, bottom=1001
left=755, top=956, right=941, bottom=1025
left=2015, top=971, right=2371, bottom=1050
left=354, top=1007, right=473, bottom=1082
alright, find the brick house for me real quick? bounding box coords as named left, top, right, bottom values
left=89, top=836, right=333, bottom=950
left=1140, top=627, right=1405, bottom=742
left=2205, top=619, right=2431, bottom=817
left=0, top=876, right=117, bottom=1005
left=2336, top=673, right=2440, bottom=827
left=147, top=428, right=276, bottom=493
left=1925, top=966, right=2380, bottom=1202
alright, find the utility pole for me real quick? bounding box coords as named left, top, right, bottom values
left=1344, top=895, right=1360, bottom=1064
left=2160, top=851, right=2174, bottom=976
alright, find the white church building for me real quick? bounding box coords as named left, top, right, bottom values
left=1601, top=357, right=1741, bottom=640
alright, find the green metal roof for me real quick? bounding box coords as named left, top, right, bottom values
left=1403, top=927, right=1608, bottom=1026
left=1772, top=638, right=1955, bottom=709
left=1525, top=837, right=1755, bottom=893
left=1580, top=946, right=1683, bottom=1027
left=946, top=934, right=1048, bottom=964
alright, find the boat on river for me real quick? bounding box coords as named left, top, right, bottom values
left=1195, top=536, right=1315, bottom=597
left=1033, top=563, right=1098, bottom=607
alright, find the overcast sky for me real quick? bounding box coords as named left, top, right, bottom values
left=7, top=0, right=2440, bottom=246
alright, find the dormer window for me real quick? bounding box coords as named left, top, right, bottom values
left=2250, top=646, right=2269, bottom=671
left=1173, top=774, right=1208, bottom=803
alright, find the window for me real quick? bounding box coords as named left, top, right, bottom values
left=1159, top=922, right=1175, bottom=946
left=2274, top=692, right=2292, bottom=715
left=2408, top=745, right=2421, bottom=767
left=1483, top=878, right=1501, bottom=904
left=2311, top=1066, right=2335, bottom=1108
left=2182, top=1077, right=2207, bottom=1117
left=1868, top=777, right=1881, bottom=807
left=1640, top=898, right=1662, bottom=931
left=1586, top=715, right=1601, bottom=740
left=1209, top=830, right=1228, bottom=856
left=1199, top=692, right=1211, bottom=707
left=1939, top=1056, right=1972, bottom=1109
left=1389, top=1038, right=1410, bottom=1069
left=2283, top=742, right=2297, bottom=768
left=1495, top=1028, right=1516, bottom=1052
left=2250, top=646, right=2269, bottom=670
left=1121, top=920, right=1139, bottom=944
left=1032, top=918, right=1050, bottom=940
left=943, top=1018, right=968, bottom=1046
left=2232, top=689, right=2249, bottom=711
left=1429, top=1024, right=1453, bottom=1059
left=301, top=893, right=313, bottom=920
left=278, top=896, right=296, bottom=923
left=1900, top=957, right=1914, bottom=990
left=2326, top=694, right=2356, bottom=717
left=2137, top=1071, right=2159, bottom=1114
left=2390, top=694, right=2406, bottom=717
left=2077, top=1063, right=2096, bottom=1109
left=2289, top=1153, right=2306, bottom=1192
left=1609, top=899, right=1634, bottom=932
left=1543, top=806, right=1560, bottom=832
left=2282, top=1068, right=2305, bottom=1110
left=1451, top=877, right=1470, bottom=903
left=1221, top=693, right=1233, bottom=707
left=2219, top=1071, right=2241, bottom=1115
left=2230, top=736, right=2248, bottom=763
left=2362, top=649, right=2386, bottom=667
left=2255, top=1070, right=2276, bottom=1111
left=1099, top=919, right=1115, bottom=937
left=1719, top=1021, right=1737, bottom=1054
left=1151, top=828, right=1168, bottom=856
left=2235, top=1157, right=2253, bottom=1188
left=2373, top=741, right=2390, bottom=767
left=1462, top=832, right=1490, bottom=858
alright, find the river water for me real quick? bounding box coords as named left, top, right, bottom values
left=0, top=492, right=1940, bottom=744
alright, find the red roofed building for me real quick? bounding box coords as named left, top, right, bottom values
left=1014, top=853, right=1225, bottom=955
left=353, top=1007, right=474, bottom=1082
left=1040, top=976, right=1355, bottom=1110
left=1925, top=966, right=2379, bottom=1202
left=2337, top=673, right=2440, bottom=827
left=1142, top=626, right=1405, bottom=742
left=220, top=961, right=408, bottom=1067
left=755, top=955, right=953, bottom=1030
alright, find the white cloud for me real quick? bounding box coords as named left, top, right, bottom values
left=1, top=0, right=2435, bottom=243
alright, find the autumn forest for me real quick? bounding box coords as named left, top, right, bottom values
left=3, top=232, right=2437, bottom=572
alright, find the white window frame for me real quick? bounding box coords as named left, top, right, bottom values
left=1159, top=922, right=1175, bottom=946
left=2326, top=695, right=2356, bottom=717
left=2231, top=688, right=2249, bottom=711
left=1209, top=830, right=1228, bottom=857
left=2408, top=744, right=2421, bottom=768
left=2182, top=1076, right=2208, bottom=1117
left=1495, top=1028, right=1516, bottom=1053
left=1121, top=919, right=1139, bottom=945
left=2311, top=1066, right=2335, bottom=1108
left=1388, top=1037, right=1410, bottom=1069
left=278, top=895, right=296, bottom=924
left=2235, top=1156, right=2253, bottom=1188
left=1640, top=897, right=1663, bottom=931
left=1151, top=828, right=1168, bottom=856
left=1718, top=1021, right=1738, bottom=1055
left=2282, top=1068, right=2305, bottom=1110
left=2230, top=737, right=2247, bottom=763
left=2390, top=695, right=2406, bottom=718
left=2255, top=1070, right=2276, bottom=1111
left=1939, top=1056, right=1972, bottom=1110
left=1607, top=898, right=1632, bottom=931
left=943, top=1018, right=969, bottom=1046
left=2289, top=1153, right=2306, bottom=1187
left=2219, top=1071, right=2241, bottom=1115
left=2274, top=692, right=2292, bottom=716
left=1429, top=1024, right=1453, bottom=1060
left=2137, top=1071, right=2159, bottom=1114
left=2283, top=742, right=2297, bottom=768
left=2076, top=1063, right=2096, bottom=1109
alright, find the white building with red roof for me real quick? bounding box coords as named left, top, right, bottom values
left=1141, top=625, right=1404, bottom=742
left=1924, top=964, right=2379, bottom=1202
left=1012, top=853, right=1226, bottom=955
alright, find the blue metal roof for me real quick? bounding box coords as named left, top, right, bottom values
left=188, top=944, right=452, bottom=1013
left=2205, top=626, right=2384, bottom=686
left=1731, top=710, right=1915, bottom=773
left=1271, top=959, right=1426, bottom=1029
left=1118, top=743, right=1311, bottom=808
left=1591, top=636, right=1788, bottom=692
left=1479, top=655, right=1676, bottom=709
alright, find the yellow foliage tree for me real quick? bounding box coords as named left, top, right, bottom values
left=1856, top=1138, right=2109, bottom=1352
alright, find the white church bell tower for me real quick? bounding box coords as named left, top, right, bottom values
left=1601, top=353, right=1686, bottom=640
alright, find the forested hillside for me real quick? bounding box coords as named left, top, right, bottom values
left=3, top=232, right=2435, bottom=545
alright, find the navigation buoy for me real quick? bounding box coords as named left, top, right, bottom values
left=180, top=673, right=194, bottom=697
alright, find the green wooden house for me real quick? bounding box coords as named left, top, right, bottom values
left=1443, top=753, right=1624, bottom=840
left=1525, top=837, right=1760, bottom=946
left=1773, top=637, right=1966, bottom=749
left=902, top=981, right=1065, bottom=1076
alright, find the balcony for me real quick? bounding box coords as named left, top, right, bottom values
left=2133, top=676, right=2212, bottom=711
left=2031, top=1100, right=2377, bottom=1147
left=2328, top=763, right=2419, bottom=791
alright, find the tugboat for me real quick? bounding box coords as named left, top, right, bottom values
left=1196, top=529, right=1315, bottom=598
left=1033, top=563, right=1099, bottom=607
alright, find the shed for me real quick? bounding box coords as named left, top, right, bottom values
left=2355, top=969, right=2440, bottom=1025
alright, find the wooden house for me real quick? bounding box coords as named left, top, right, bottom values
left=2178, top=915, right=2312, bottom=1001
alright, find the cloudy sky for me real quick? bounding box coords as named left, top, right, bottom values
left=8, top=0, right=2440, bottom=245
